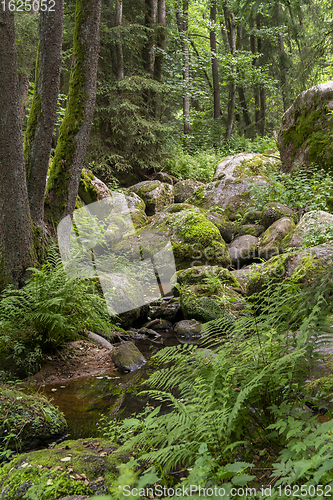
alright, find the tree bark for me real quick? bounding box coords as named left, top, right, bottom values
left=143, top=0, right=157, bottom=77
left=176, top=0, right=191, bottom=134
left=256, top=14, right=265, bottom=136
left=210, top=0, right=220, bottom=121
left=0, top=10, right=33, bottom=287
left=115, top=0, right=124, bottom=81
left=154, top=0, right=166, bottom=82
left=45, top=0, right=102, bottom=227
left=277, top=3, right=288, bottom=111
left=24, top=0, right=64, bottom=230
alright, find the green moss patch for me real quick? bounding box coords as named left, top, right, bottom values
left=0, top=438, right=119, bottom=499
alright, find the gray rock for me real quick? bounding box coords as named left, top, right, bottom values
left=206, top=212, right=240, bottom=242
left=174, top=319, right=202, bottom=341
left=260, top=202, right=295, bottom=229
left=259, top=217, right=296, bottom=260
left=130, top=180, right=174, bottom=215
left=112, top=342, right=146, bottom=372
left=278, top=81, right=333, bottom=173
left=213, top=152, right=281, bottom=181
left=155, top=172, right=174, bottom=185
left=289, top=210, right=333, bottom=248
left=228, top=235, right=259, bottom=268
left=174, top=180, right=204, bottom=203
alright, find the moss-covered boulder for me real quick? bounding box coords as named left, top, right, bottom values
left=278, top=81, right=333, bottom=172
left=175, top=265, right=240, bottom=288
left=259, top=217, right=296, bottom=260
left=78, top=170, right=111, bottom=205
left=205, top=212, right=239, bottom=243
left=173, top=180, right=204, bottom=203
left=0, top=438, right=118, bottom=499
left=163, top=203, right=200, bottom=214
left=0, top=386, right=67, bottom=453
left=260, top=202, right=295, bottom=229
left=289, top=210, right=333, bottom=248
left=155, top=171, right=174, bottom=185
left=111, top=342, right=146, bottom=372
left=180, top=284, right=246, bottom=323
left=148, top=209, right=231, bottom=270
left=241, top=211, right=261, bottom=225
left=213, top=152, right=281, bottom=181
left=174, top=319, right=202, bottom=342
left=237, top=224, right=265, bottom=238
left=129, top=180, right=174, bottom=215
left=246, top=244, right=333, bottom=296
left=228, top=235, right=259, bottom=268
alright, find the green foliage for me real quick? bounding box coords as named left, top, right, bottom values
left=0, top=247, right=113, bottom=374
left=249, top=163, right=333, bottom=212
left=99, top=265, right=333, bottom=492
left=163, top=135, right=277, bottom=182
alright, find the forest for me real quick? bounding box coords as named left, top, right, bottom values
left=1, top=0, right=333, bottom=499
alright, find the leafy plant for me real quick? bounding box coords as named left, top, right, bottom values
left=249, top=163, right=333, bottom=213
left=0, top=246, right=114, bottom=373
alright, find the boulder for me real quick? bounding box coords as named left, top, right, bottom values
left=111, top=342, right=146, bottom=372
left=213, top=152, right=281, bottom=181
left=228, top=235, right=259, bottom=268
left=289, top=210, right=333, bottom=248
left=0, top=386, right=67, bottom=452
left=189, top=154, right=273, bottom=221
left=205, top=212, right=239, bottom=243
left=155, top=172, right=174, bottom=185
left=174, top=180, right=204, bottom=203
left=246, top=244, right=333, bottom=296
left=0, top=438, right=118, bottom=499
left=237, top=224, right=265, bottom=238
left=180, top=283, right=245, bottom=323
left=278, top=81, right=333, bottom=173
left=174, top=319, right=202, bottom=342
left=148, top=299, right=181, bottom=322
left=175, top=265, right=240, bottom=288
left=129, top=180, right=174, bottom=215
left=78, top=170, right=111, bottom=205
left=148, top=208, right=231, bottom=270
left=260, top=202, right=295, bottom=229
left=259, top=217, right=296, bottom=260
left=241, top=211, right=261, bottom=225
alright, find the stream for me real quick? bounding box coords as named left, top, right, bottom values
left=41, top=329, right=180, bottom=439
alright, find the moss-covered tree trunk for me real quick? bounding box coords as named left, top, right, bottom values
left=24, top=0, right=64, bottom=230
left=45, top=0, right=102, bottom=226
left=0, top=10, right=33, bottom=288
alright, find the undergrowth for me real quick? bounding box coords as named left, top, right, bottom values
left=249, top=163, right=333, bottom=213
left=98, top=267, right=333, bottom=499
left=0, top=246, right=113, bottom=376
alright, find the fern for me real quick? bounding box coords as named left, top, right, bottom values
left=0, top=246, right=114, bottom=373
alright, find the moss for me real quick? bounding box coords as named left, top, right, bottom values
left=0, top=386, right=67, bottom=453
left=188, top=185, right=205, bottom=205
left=45, top=0, right=88, bottom=223
left=0, top=438, right=118, bottom=499
left=178, top=212, right=222, bottom=244
left=233, top=154, right=278, bottom=179
left=225, top=191, right=251, bottom=221
left=24, top=94, right=41, bottom=182
left=237, top=224, right=265, bottom=238
left=78, top=169, right=99, bottom=205
left=282, top=98, right=333, bottom=168
left=176, top=266, right=240, bottom=288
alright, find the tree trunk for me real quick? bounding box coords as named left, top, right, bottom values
left=115, top=0, right=124, bottom=81
left=176, top=0, right=191, bottom=134
left=0, top=10, right=33, bottom=288
left=154, top=0, right=166, bottom=83
left=223, top=3, right=236, bottom=140
left=277, top=3, right=288, bottom=111
left=143, top=0, right=157, bottom=77
left=24, top=0, right=64, bottom=230
left=256, top=14, right=265, bottom=136
left=210, top=0, right=220, bottom=121
left=238, top=87, right=251, bottom=127
left=45, top=0, right=102, bottom=227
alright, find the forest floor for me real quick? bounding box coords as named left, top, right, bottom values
left=26, top=340, right=115, bottom=385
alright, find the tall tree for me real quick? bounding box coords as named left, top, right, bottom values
left=223, top=1, right=236, bottom=140
left=0, top=10, right=33, bottom=287
left=46, top=0, right=102, bottom=226
left=24, top=0, right=64, bottom=230
left=154, top=0, right=166, bottom=83
left=143, top=0, right=157, bottom=77
left=176, top=0, right=191, bottom=134
left=115, top=0, right=124, bottom=81
left=210, top=0, right=220, bottom=122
